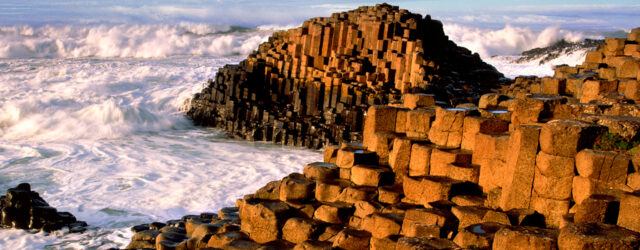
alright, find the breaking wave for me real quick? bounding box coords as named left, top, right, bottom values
left=443, top=23, right=602, bottom=58
left=0, top=23, right=274, bottom=59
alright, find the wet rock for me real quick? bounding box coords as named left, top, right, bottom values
left=0, top=183, right=87, bottom=233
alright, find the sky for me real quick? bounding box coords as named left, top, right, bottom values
left=0, top=1, right=638, bottom=31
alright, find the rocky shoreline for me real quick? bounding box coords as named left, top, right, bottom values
left=4, top=3, right=640, bottom=250
left=118, top=4, right=640, bottom=250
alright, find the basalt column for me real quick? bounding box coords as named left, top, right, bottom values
left=187, top=3, right=504, bottom=148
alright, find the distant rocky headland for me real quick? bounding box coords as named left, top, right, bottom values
left=187, top=3, right=504, bottom=149
left=516, top=39, right=605, bottom=65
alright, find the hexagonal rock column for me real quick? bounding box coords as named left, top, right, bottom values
left=453, top=222, right=507, bottom=249
left=238, top=199, right=291, bottom=244
left=618, top=191, right=640, bottom=233
left=558, top=223, right=640, bottom=250
left=428, top=107, right=475, bottom=148
left=539, top=119, right=606, bottom=158
left=492, top=226, right=558, bottom=250
left=499, top=125, right=541, bottom=211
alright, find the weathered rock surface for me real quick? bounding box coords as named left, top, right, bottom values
left=0, top=183, right=87, bottom=233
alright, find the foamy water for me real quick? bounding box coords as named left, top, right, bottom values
left=0, top=22, right=596, bottom=248
left=0, top=26, right=322, bottom=248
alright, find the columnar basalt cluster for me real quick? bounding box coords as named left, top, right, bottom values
left=187, top=4, right=503, bottom=148
left=0, top=183, right=87, bottom=233
left=125, top=28, right=640, bottom=249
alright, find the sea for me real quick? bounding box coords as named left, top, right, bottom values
left=0, top=1, right=636, bottom=249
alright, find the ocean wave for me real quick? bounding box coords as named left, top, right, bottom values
left=0, top=23, right=272, bottom=59
left=0, top=56, right=243, bottom=141
left=443, top=23, right=602, bottom=58
left=485, top=48, right=591, bottom=78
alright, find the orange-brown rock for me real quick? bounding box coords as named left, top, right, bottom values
left=365, top=131, right=397, bottom=165
left=405, top=109, right=435, bottom=139
left=572, top=175, right=632, bottom=204
left=428, top=107, right=474, bottom=148
left=304, top=162, right=339, bottom=181
left=492, top=226, right=558, bottom=250
left=238, top=200, right=291, bottom=243
left=388, top=137, right=412, bottom=181
left=377, top=184, right=402, bottom=204
left=337, top=186, right=376, bottom=204
left=530, top=193, right=570, bottom=228
left=539, top=119, right=605, bottom=157
left=474, top=132, right=510, bottom=191
left=403, top=93, right=435, bottom=110
left=408, top=143, right=434, bottom=177
left=350, top=164, right=393, bottom=187
left=370, top=236, right=399, bottom=250
left=365, top=213, right=404, bottom=238
left=451, top=195, right=485, bottom=207
left=401, top=208, right=457, bottom=234
left=353, top=201, right=382, bottom=218
left=395, top=108, right=409, bottom=134
left=532, top=167, right=573, bottom=200
left=558, top=223, right=640, bottom=250
left=313, top=203, right=353, bottom=224
left=282, top=217, right=319, bottom=244
left=453, top=222, right=507, bottom=250
left=430, top=148, right=472, bottom=176
left=207, top=231, right=249, bottom=248
left=451, top=206, right=489, bottom=230
left=315, top=179, right=349, bottom=203
left=573, top=194, right=619, bottom=224
left=396, top=237, right=461, bottom=250
left=575, top=149, right=630, bottom=184
left=364, top=106, right=398, bottom=148
left=332, top=228, right=371, bottom=250
left=618, top=191, right=640, bottom=233
left=279, top=175, right=315, bottom=201
left=323, top=145, right=339, bottom=164
left=336, top=147, right=377, bottom=169
left=461, top=116, right=509, bottom=151
left=499, top=126, right=540, bottom=211
left=293, top=240, right=333, bottom=250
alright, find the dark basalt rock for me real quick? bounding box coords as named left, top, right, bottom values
left=516, top=39, right=605, bottom=65
left=187, top=3, right=505, bottom=149
left=0, top=183, right=87, bottom=233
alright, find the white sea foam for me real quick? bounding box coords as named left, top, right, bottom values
left=443, top=24, right=602, bottom=77
left=484, top=48, right=591, bottom=78
left=443, top=23, right=599, bottom=58
left=0, top=55, right=322, bottom=248
left=0, top=23, right=272, bottom=59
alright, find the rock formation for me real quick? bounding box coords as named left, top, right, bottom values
left=125, top=5, right=640, bottom=250
left=0, top=183, right=87, bottom=233
left=515, top=39, right=604, bottom=65
left=187, top=3, right=504, bottom=148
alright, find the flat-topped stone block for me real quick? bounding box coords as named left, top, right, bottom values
left=492, top=226, right=558, bottom=250
left=539, top=119, right=606, bottom=157
left=428, top=107, right=475, bottom=148
left=559, top=223, right=640, bottom=250
left=303, top=162, right=339, bottom=181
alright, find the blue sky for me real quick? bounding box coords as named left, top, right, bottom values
left=0, top=1, right=638, bottom=31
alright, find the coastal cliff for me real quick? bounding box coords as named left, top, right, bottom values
left=187, top=3, right=504, bottom=148
left=125, top=4, right=640, bottom=250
